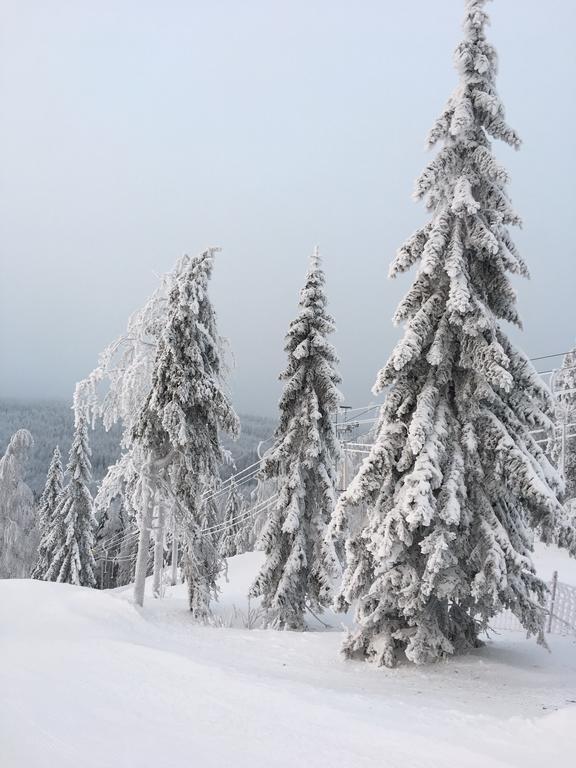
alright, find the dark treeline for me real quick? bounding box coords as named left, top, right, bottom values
left=0, top=398, right=275, bottom=496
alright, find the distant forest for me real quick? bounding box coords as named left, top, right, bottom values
left=0, top=399, right=275, bottom=496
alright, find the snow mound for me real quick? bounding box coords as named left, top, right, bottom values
left=1, top=559, right=576, bottom=768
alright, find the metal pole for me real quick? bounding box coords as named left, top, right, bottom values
left=152, top=500, right=166, bottom=599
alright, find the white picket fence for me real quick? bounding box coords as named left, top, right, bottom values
left=490, top=572, right=576, bottom=637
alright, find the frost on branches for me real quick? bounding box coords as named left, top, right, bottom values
left=220, top=479, right=246, bottom=558
left=551, top=346, right=576, bottom=503
left=251, top=249, right=342, bottom=629
left=45, top=416, right=97, bottom=587
left=32, top=446, right=64, bottom=580
left=94, top=494, right=137, bottom=588
left=75, top=254, right=196, bottom=594
left=0, top=430, right=37, bottom=578
left=133, top=249, right=239, bottom=619
left=329, top=0, right=572, bottom=667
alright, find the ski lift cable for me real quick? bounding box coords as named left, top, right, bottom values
left=205, top=494, right=277, bottom=530
left=93, top=527, right=139, bottom=551
left=538, top=364, right=576, bottom=376
left=200, top=467, right=262, bottom=503
left=93, top=529, right=139, bottom=556
left=202, top=495, right=279, bottom=536
left=204, top=494, right=279, bottom=534
left=530, top=352, right=571, bottom=363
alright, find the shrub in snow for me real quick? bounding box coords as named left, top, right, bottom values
left=251, top=249, right=342, bottom=629
left=328, top=0, right=574, bottom=667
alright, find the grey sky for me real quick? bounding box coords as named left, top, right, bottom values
left=1, top=0, right=575, bottom=416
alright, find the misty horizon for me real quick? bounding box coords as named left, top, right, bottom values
left=1, top=0, right=575, bottom=416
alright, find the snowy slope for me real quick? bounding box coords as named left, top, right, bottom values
left=533, top=541, right=576, bottom=586
left=1, top=554, right=576, bottom=768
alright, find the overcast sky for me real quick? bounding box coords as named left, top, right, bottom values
left=1, top=0, right=575, bottom=416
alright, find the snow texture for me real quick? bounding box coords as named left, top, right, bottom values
left=1, top=551, right=576, bottom=768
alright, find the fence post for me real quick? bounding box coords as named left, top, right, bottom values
left=547, top=570, right=558, bottom=633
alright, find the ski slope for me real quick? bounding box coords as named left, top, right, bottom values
left=1, top=552, right=576, bottom=768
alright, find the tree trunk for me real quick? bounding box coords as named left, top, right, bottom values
left=133, top=462, right=154, bottom=607
left=152, top=500, right=166, bottom=598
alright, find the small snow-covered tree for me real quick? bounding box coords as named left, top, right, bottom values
left=133, top=249, right=239, bottom=617
left=552, top=346, right=576, bottom=502
left=0, top=430, right=37, bottom=578
left=328, top=0, right=573, bottom=667
left=250, top=249, right=342, bottom=629
left=45, top=416, right=97, bottom=587
left=220, top=479, right=245, bottom=558
left=32, top=446, right=64, bottom=579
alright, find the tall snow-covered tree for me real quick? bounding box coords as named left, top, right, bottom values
left=250, top=248, right=342, bottom=629
left=552, top=346, right=576, bottom=502
left=32, top=446, right=64, bottom=579
left=45, top=416, right=97, bottom=587
left=133, top=249, right=239, bottom=617
left=0, top=430, right=37, bottom=578
left=328, top=0, right=573, bottom=667
left=220, top=479, right=245, bottom=558
left=76, top=254, right=204, bottom=601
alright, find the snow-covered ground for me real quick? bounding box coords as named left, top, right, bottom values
left=1, top=551, right=576, bottom=768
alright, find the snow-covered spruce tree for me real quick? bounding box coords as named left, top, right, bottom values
left=0, top=429, right=37, bottom=578
left=32, top=446, right=64, bottom=579
left=250, top=249, right=342, bottom=629
left=76, top=254, right=209, bottom=600
left=133, top=249, right=239, bottom=618
left=552, top=346, right=576, bottom=502
left=220, top=479, right=245, bottom=558
left=328, top=0, right=572, bottom=667
left=45, top=416, right=97, bottom=587
left=74, top=255, right=192, bottom=588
